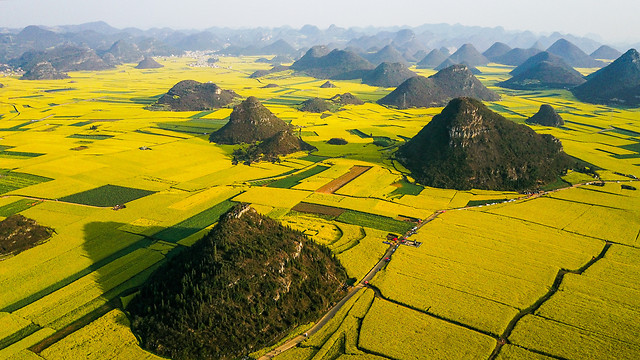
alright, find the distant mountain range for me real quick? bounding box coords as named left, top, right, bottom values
left=378, top=64, right=499, bottom=109
left=0, top=21, right=630, bottom=66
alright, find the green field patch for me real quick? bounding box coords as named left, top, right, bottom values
left=488, top=103, right=527, bottom=118
left=129, top=94, right=163, bottom=105
left=564, top=120, right=605, bottom=130
left=566, top=112, right=598, bottom=118
left=11, top=94, right=43, bottom=99
left=610, top=126, right=640, bottom=137
left=372, top=136, right=396, bottom=147
left=0, top=199, right=43, bottom=217
left=612, top=153, right=640, bottom=159
left=618, top=142, right=640, bottom=153
left=59, top=185, right=155, bottom=207
left=466, top=198, right=508, bottom=207
left=336, top=210, right=413, bottom=234
left=540, top=177, right=571, bottom=191
left=347, top=129, right=371, bottom=138
left=189, top=110, right=215, bottom=119
left=67, top=134, right=114, bottom=140
left=0, top=150, right=45, bottom=158
left=300, top=130, right=318, bottom=136
left=0, top=170, right=52, bottom=195
left=298, top=154, right=330, bottom=163
left=0, top=121, right=34, bottom=132
left=152, top=199, right=236, bottom=243
left=156, top=119, right=227, bottom=134
left=134, top=129, right=189, bottom=139
left=268, top=165, right=330, bottom=188
left=390, top=179, right=424, bottom=196
left=43, top=88, right=76, bottom=93
left=69, top=121, right=93, bottom=127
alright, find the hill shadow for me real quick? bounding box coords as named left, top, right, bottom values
left=25, top=220, right=184, bottom=354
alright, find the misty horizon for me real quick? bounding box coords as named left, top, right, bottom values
left=1, top=0, right=639, bottom=45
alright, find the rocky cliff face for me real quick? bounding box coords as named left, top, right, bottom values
left=446, top=104, right=491, bottom=148
left=21, top=61, right=69, bottom=80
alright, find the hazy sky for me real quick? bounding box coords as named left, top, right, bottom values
left=1, top=0, right=638, bottom=43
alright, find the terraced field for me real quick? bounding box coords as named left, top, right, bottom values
left=0, top=56, right=638, bottom=360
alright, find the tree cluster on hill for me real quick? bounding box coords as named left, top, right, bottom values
left=128, top=204, right=348, bottom=360
left=153, top=80, right=238, bottom=111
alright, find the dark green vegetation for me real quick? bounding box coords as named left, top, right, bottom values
left=210, top=96, right=290, bottom=145
left=447, top=43, right=489, bottom=66
left=0, top=170, right=52, bottom=195
left=231, top=130, right=317, bottom=165
left=67, top=134, right=113, bottom=140
left=466, top=198, right=509, bottom=207
left=21, top=61, right=69, bottom=80
left=59, top=184, right=155, bottom=207
left=527, top=104, right=565, bottom=127
left=0, top=214, right=53, bottom=256
left=327, top=138, right=348, bottom=145
left=290, top=46, right=374, bottom=79
left=378, top=65, right=499, bottom=109
left=298, top=93, right=364, bottom=113
left=572, top=49, right=640, bottom=107
left=153, top=199, right=236, bottom=242
left=0, top=199, right=42, bottom=217
left=546, top=39, right=604, bottom=68
left=329, top=93, right=364, bottom=105
left=361, top=62, right=417, bottom=87
left=153, top=80, right=238, bottom=111
left=396, top=97, right=576, bottom=191
left=390, top=179, right=424, bottom=196
left=416, top=49, right=447, bottom=69
left=499, top=52, right=586, bottom=90
left=135, top=57, right=163, bottom=69
left=336, top=210, right=413, bottom=234
left=268, top=165, right=330, bottom=188
left=298, top=98, right=335, bottom=113
left=128, top=205, right=348, bottom=360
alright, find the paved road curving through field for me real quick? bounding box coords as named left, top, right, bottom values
left=258, top=179, right=638, bottom=360
left=257, top=212, right=445, bottom=360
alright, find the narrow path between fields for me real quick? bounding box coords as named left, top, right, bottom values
left=260, top=179, right=638, bottom=360
left=257, top=211, right=444, bottom=360
left=487, top=242, right=613, bottom=360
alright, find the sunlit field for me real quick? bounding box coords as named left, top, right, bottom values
left=0, top=56, right=638, bottom=360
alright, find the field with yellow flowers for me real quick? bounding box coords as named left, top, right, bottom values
left=0, top=56, right=639, bottom=360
